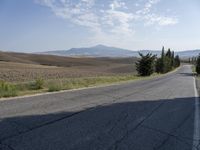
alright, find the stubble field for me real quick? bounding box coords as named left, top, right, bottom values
left=0, top=51, right=137, bottom=83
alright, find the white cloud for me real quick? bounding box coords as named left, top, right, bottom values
left=35, top=0, right=179, bottom=47
left=103, top=5, right=135, bottom=35
left=36, top=0, right=101, bottom=32
left=109, top=0, right=127, bottom=10
left=144, top=14, right=178, bottom=26
left=136, top=0, right=178, bottom=26
left=136, top=0, right=160, bottom=15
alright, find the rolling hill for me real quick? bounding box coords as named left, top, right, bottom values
left=41, top=45, right=200, bottom=58
left=41, top=45, right=137, bottom=57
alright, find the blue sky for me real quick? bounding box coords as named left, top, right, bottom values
left=0, top=0, right=200, bottom=52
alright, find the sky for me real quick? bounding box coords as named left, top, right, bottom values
left=0, top=0, right=200, bottom=52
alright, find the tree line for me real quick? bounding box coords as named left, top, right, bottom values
left=187, top=56, right=200, bottom=75
left=136, top=46, right=180, bottom=76
left=193, top=54, right=200, bottom=75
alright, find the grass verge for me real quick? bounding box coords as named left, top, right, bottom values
left=0, top=81, right=18, bottom=98
left=192, top=65, right=196, bottom=73
left=0, top=71, right=174, bottom=99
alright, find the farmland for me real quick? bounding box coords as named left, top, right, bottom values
left=0, top=51, right=137, bottom=83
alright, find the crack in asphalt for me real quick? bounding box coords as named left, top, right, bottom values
left=0, top=109, right=87, bottom=142
left=141, top=124, right=196, bottom=149
left=142, top=124, right=199, bottom=143
left=0, top=142, right=15, bottom=150
left=152, top=109, right=196, bottom=150
left=107, top=101, right=166, bottom=150
left=0, top=95, right=129, bottom=143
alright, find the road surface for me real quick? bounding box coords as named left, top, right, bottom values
left=0, top=65, right=199, bottom=150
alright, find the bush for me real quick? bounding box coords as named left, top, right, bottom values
left=31, top=78, right=44, bottom=90
left=48, top=82, right=62, bottom=92
left=0, top=81, right=18, bottom=98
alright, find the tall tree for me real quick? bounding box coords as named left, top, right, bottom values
left=156, top=46, right=165, bottom=73
left=174, top=55, right=180, bottom=67
left=161, top=46, right=165, bottom=59
left=166, top=48, right=171, bottom=58
left=196, top=55, right=200, bottom=74
left=171, top=51, right=175, bottom=67
left=136, top=53, right=156, bottom=76
left=156, top=47, right=179, bottom=73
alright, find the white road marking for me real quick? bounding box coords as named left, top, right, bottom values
left=193, top=77, right=200, bottom=149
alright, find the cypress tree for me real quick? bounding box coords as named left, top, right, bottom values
left=174, top=55, right=180, bottom=67
left=161, top=46, right=165, bottom=59
left=156, top=46, right=165, bottom=73
left=156, top=47, right=179, bottom=73
left=171, top=51, right=175, bottom=67
left=196, top=55, right=200, bottom=74
left=166, top=48, right=171, bottom=58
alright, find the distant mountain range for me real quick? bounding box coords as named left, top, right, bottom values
left=41, top=44, right=200, bottom=58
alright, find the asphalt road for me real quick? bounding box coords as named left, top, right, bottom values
left=0, top=65, right=199, bottom=150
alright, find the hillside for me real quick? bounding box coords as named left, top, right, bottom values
left=41, top=45, right=200, bottom=58
left=42, top=45, right=137, bottom=57
left=0, top=51, right=136, bottom=67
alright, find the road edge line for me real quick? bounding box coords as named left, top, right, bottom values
left=193, top=77, right=200, bottom=149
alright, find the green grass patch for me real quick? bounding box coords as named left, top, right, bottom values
left=0, top=73, right=163, bottom=98
left=48, top=81, right=63, bottom=92
left=30, top=78, right=44, bottom=90
left=0, top=81, right=18, bottom=98
left=192, top=65, right=196, bottom=73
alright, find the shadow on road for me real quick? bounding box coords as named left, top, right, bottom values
left=179, top=72, right=195, bottom=77
left=0, top=97, right=197, bottom=150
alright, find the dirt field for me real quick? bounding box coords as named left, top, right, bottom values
left=0, top=51, right=137, bottom=82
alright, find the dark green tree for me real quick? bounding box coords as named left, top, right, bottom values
left=161, top=46, right=165, bottom=58
left=156, top=47, right=165, bottom=73
left=174, top=55, right=180, bottom=67
left=171, top=51, right=174, bottom=66
left=196, top=55, right=200, bottom=74
left=166, top=48, right=172, bottom=58
left=136, top=53, right=156, bottom=76
left=156, top=47, right=179, bottom=73
left=155, top=58, right=162, bottom=73
left=164, top=56, right=173, bottom=72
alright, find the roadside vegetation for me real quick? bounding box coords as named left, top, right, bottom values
left=191, top=55, right=200, bottom=95
left=136, top=47, right=180, bottom=76
left=188, top=54, right=200, bottom=74
left=0, top=75, right=153, bottom=98
left=196, top=55, right=200, bottom=74
left=0, top=81, right=17, bottom=98
left=0, top=47, right=181, bottom=98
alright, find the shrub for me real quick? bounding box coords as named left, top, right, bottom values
left=48, top=82, right=62, bottom=92
left=0, top=81, right=18, bottom=98
left=31, top=78, right=44, bottom=90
